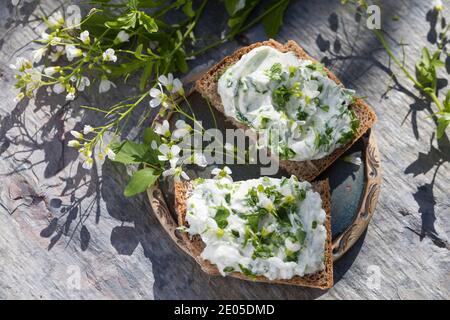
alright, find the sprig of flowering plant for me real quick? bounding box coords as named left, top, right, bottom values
left=10, top=0, right=294, bottom=197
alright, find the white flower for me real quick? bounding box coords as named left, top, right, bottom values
left=303, top=81, right=320, bottom=100
left=68, top=140, right=80, bottom=148
left=158, top=144, right=181, bottom=168
left=104, top=146, right=116, bottom=160
left=99, top=77, right=116, bottom=93
left=102, top=48, right=117, bottom=62
left=48, top=11, right=64, bottom=28
left=70, top=130, right=83, bottom=139
left=65, top=87, right=76, bottom=101
left=65, top=45, right=82, bottom=61
left=49, top=46, right=64, bottom=62
left=32, top=47, right=47, bottom=64
left=79, top=30, right=90, bottom=44
left=41, top=32, right=50, bottom=42
left=83, top=125, right=94, bottom=134
left=66, top=92, right=75, bottom=101
left=115, top=30, right=130, bottom=43
left=70, top=130, right=83, bottom=140
left=162, top=165, right=189, bottom=182
left=74, top=76, right=90, bottom=92
left=66, top=5, right=81, bottom=29
left=172, top=119, right=191, bottom=140
left=154, top=120, right=170, bottom=137
left=78, top=147, right=92, bottom=160
left=434, top=0, right=443, bottom=11
left=40, top=32, right=61, bottom=45
left=149, top=86, right=168, bottom=108
left=9, top=57, right=32, bottom=72
left=25, top=70, right=42, bottom=92
left=158, top=73, right=184, bottom=95
left=211, top=166, right=232, bottom=180
left=82, top=157, right=94, bottom=170
left=43, top=66, right=60, bottom=76
left=184, top=152, right=207, bottom=167
left=285, top=238, right=301, bottom=252
left=342, top=153, right=362, bottom=166
left=11, top=0, right=20, bottom=6
left=53, top=83, right=65, bottom=94
left=13, top=92, right=25, bottom=103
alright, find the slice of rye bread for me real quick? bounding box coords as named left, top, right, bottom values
left=174, top=179, right=333, bottom=289
left=195, top=39, right=377, bottom=181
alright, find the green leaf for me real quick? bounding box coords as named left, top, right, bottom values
left=226, top=0, right=261, bottom=35
left=214, top=206, right=230, bottom=229
left=134, top=43, right=144, bottom=60
left=139, top=61, right=153, bottom=91
left=174, top=49, right=188, bottom=73
left=143, top=127, right=161, bottom=147
left=262, top=0, right=290, bottom=38
left=437, top=115, right=450, bottom=139
left=109, top=60, right=146, bottom=78
left=111, top=140, right=150, bottom=164
left=239, top=263, right=256, bottom=278
left=182, top=0, right=195, bottom=17
left=224, top=0, right=244, bottom=15
left=443, top=90, right=450, bottom=112
left=105, top=11, right=137, bottom=29
left=223, top=266, right=235, bottom=273
left=138, top=12, right=158, bottom=33
left=124, top=168, right=159, bottom=197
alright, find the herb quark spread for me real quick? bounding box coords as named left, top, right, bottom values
left=218, top=46, right=359, bottom=161
left=185, top=176, right=327, bottom=280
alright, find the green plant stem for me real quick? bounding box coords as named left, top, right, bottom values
left=373, top=30, right=445, bottom=112
left=188, top=0, right=289, bottom=58
left=162, top=0, right=208, bottom=74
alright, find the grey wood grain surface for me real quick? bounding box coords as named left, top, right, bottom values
left=0, top=0, right=449, bottom=299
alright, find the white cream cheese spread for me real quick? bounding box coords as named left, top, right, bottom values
left=185, top=176, right=327, bottom=280
left=218, top=46, right=359, bottom=161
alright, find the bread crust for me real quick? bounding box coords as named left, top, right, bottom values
left=174, top=179, right=333, bottom=289
left=195, top=39, right=377, bottom=181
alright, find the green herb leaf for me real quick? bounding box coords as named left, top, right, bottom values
left=225, top=193, right=231, bottom=204
left=296, top=229, right=307, bottom=245
left=223, top=266, right=235, bottom=273
left=138, top=12, right=158, bottom=33
left=124, top=167, right=159, bottom=197
left=105, top=11, right=137, bottom=29
left=239, top=263, right=256, bottom=278
left=262, top=0, right=290, bottom=38
left=214, top=206, right=230, bottom=229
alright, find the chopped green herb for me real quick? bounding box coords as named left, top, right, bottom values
left=225, top=193, right=231, bottom=204
left=214, top=206, right=230, bottom=229
left=285, top=249, right=299, bottom=262
left=272, top=85, right=292, bottom=109
left=297, top=110, right=308, bottom=121
left=296, top=229, right=307, bottom=245
left=223, top=266, right=235, bottom=273
left=239, top=264, right=256, bottom=278
left=265, top=62, right=283, bottom=81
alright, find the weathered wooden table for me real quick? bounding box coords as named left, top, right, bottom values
left=0, top=0, right=449, bottom=299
